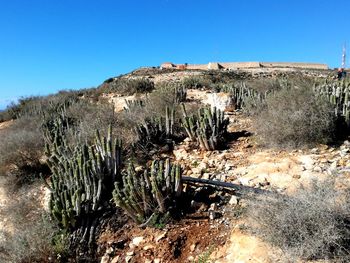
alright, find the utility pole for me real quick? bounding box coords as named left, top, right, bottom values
left=342, top=43, right=346, bottom=69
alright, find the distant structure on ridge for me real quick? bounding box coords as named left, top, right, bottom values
left=160, top=61, right=329, bottom=71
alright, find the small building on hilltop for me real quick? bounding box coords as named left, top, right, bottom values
left=160, top=62, right=176, bottom=69
left=160, top=61, right=329, bottom=71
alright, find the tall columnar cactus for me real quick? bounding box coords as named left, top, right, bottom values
left=124, top=99, right=145, bottom=113
left=173, top=84, right=187, bottom=103
left=112, top=159, right=182, bottom=225
left=313, top=79, right=350, bottom=127
left=158, top=82, right=187, bottom=104
left=219, top=82, right=266, bottom=110
left=42, top=107, right=72, bottom=155
left=181, top=104, right=229, bottom=151
left=47, top=126, right=122, bottom=236
left=134, top=106, right=175, bottom=151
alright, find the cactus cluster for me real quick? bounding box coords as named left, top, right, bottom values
left=157, top=82, right=187, bottom=103
left=42, top=107, right=73, bottom=153
left=219, top=82, right=267, bottom=110
left=313, top=79, right=350, bottom=126
left=134, top=106, right=175, bottom=151
left=112, top=159, right=182, bottom=224
left=46, top=126, right=122, bottom=235
left=124, top=99, right=146, bottom=113
left=173, top=84, right=187, bottom=103
left=181, top=105, right=229, bottom=151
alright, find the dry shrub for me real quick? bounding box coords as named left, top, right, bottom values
left=99, top=78, right=154, bottom=95
left=247, top=179, right=350, bottom=261
left=0, top=184, right=66, bottom=263
left=182, top=75, right=213, bottom=89
left=0, top=117, right=47, bottom=187
left=254, top=87, right=336, bottom=148
left=65, top=100, right=117, bottom=144
left=2, top=91, right=81, bottom=120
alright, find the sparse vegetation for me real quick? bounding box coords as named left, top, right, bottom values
left=0, top=186, right=67, bottom=263
left=2, top=69, right=350, bottom=262
left=247, top=179, right=350, bottom=261
left=0, top=117, right=47, bottom=187
left=182, top=76, right=213, bottom=90
left=99, top=78, right=155, bottom=95
left=253, top=86, right=337, bottom=148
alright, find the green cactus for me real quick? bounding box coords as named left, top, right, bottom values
left=112, top=159, right=182, bottom=225
left=313, top=78, right=350, bottom=128
left=46, top=125, right=122, bottom=241
left=181, top=105, right=229, bottom=151
left=134, top=106, right=176, bottom=152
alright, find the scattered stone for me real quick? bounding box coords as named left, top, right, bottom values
left=191, top=167, right=201, bottom=175
left=135, top=166, right=143, bottom=172
left=125, top=255, right=133, bottom=263
left=106, top=247, right=114, bottom=255
left=155, top=232, right=167, bottom=242
left=292, top=174, right=301, bottom=179
left=209, top=203, right=218, bottom=220
left=319, top=158, right=328, bottom=163
left=238, top=177, right=250, bottom=185
left=198, top=162, right=209, bottom=171
left=154, top=258, right=161, bottom=263
left=126, top=251, right=134, bottom=256
left=310, top=148, right=319, bottom=154
left=329, top=148, right=335, bottom=152
left=191, top=200, right=204, bottom=210
left=229, top=195, right=239, bottom=206
left=202, top=172, right=210, bottom=179
left=198, top=203, right=209, bottom=212
left=143, top=244, right=155, bottom=250
left=100, top=255, right=110, bottom=263
left=340, top=149, right=349, bottom=157
left=190, top=243, right=197, bottom=252
left=130, top=236, right=144, bottom=247
left=111, top=256, right=120, bottom=263
left=184, top=137, right=191, bottom=142
left=313, top=166, right=322, bottom=173
left=188, top=256, right=195, bottom=261
left=186, top=169, right=193, bottom=176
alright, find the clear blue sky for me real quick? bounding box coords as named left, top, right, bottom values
left=0, top=0, right=349, bottom=109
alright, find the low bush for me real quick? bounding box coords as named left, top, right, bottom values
left=0, top=187, right=67, bottom=263
left=65, top=100, right=117, bottom=144
left=99, top=78, right=154, bottom=95
left=182, top=76, right=213, bottom=90
left=253, top=87, right=336, bottom=148
left=1, top=91, right=81, bottom=120
left=247, top=179, right=350, bottom=261
left=0, top=117, right=47, bottom=187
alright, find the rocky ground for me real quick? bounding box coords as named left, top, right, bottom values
left=1, top=80, right=350, bottom=262
left=96, top=88, right=350, bottom=262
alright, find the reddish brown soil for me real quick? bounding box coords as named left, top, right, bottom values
left=98, top=213, right=232, bottom=263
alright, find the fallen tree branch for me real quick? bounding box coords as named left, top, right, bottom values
left=182, top=176, right=271, bottom=195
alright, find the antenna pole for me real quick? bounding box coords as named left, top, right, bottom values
left=342, top=43, right=346, bottom=69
